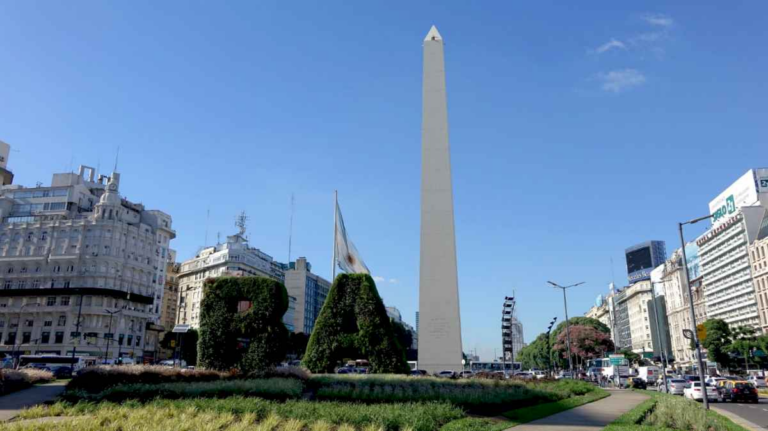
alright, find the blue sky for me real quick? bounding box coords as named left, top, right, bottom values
left=1, top=1, right=766, bottom=362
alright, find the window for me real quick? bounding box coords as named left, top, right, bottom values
left=20, top=267, right=27, bottom=273
left=16, top=280, right=25, bottom=289
left=63, top=281, right=70, bottom=288
left=118, top=334, right=124, bottom=346
left=7, top=267, right=13, bottom=274
left=57, top=315, right=66, bottom=326
left=55, top=332, right=64, bottom=343
left=32, top=279, right=40, bottom=288
left=127, top=334, right=133, bottom=347
left=0, top=320, right=4, bottom=327
left=61, top=297, right=70, bottom=306
left=22, top=332, right=31, bottom=343
left=3, top=280, right=11, bottom=289
left=43, top=320, right=52, bottom=327
left=66, top=265, right=74, bottom=272
left=41, top=232, right=48, bottom=240
left=34, top=266, right=40, bottom=273
left=41, top=332, right=50, bottom=344
left=84, top=296, right=92, bottom=306
left=135, top=335, right=141, bottom=347
left=46, top=297, right=56, bottom=306
left=25, top=319, right=34, bottom=327
left=53, top=265, right=61, bottom=273
left=50, top=280, right=56, bottom=288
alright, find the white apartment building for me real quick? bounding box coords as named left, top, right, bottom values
left=698, top=169, right=768, bottom=330
left=748, top=215, right=768, bottom=333
left=0, top=166, right=174, bottom=362
left=284, top=257, right=330, bottom=334
left=659, top=246, right=706, bottom=369
left=176, top=231, right=286, bottom=328
left=624, top=281, right=655, bottom=354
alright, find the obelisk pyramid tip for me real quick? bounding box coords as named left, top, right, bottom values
left=424, top=25, right=442, bottom=42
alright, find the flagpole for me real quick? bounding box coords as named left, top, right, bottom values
left=332, top=190, right=338, bottom=281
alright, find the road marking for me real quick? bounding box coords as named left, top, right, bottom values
left=762, top=408, right=768, bottom=412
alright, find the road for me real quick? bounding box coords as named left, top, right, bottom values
left=712, top=398, right=768, bottom=430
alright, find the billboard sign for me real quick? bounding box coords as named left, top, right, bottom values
left=709, top=170, right=759, bottom=225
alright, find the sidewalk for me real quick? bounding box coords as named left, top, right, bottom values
left=0, top=381, right=67, bottom=422
left=507, top=389, right=649, bottom=431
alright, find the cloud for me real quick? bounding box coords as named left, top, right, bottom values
left=373, top=276, right=399, bottom=284
left=597, top=69, right=646, bottom=93
left=373, top=276, right=385, bottom=283
left=594, top=39, right=627, bottom=54
left=642, top=14, right=674, bottom=27
left=388, top=278, right=399, bottom=284
left=629, top=31, right=667, bottom=45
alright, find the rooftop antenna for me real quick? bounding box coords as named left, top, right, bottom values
left=235, top=211, right=248, bottom=236
left=288, top=193, right=295, bottom=263
left=217, top=231, right=221, bottom=245
left=610, top=257, right=616, bottom=286
left=113, top=146, right=120, bottom=172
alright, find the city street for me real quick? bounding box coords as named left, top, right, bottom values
left=713, top=398, right=768, bottom=430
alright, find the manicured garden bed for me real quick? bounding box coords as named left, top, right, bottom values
left=0, top=369, right=55, bottom=397
left=604, top=391, right=749, bottom=431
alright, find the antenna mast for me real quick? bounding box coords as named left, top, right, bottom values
left=288, top=193, right=295, bottom=263
left=235, top=211, right=248, bottom=237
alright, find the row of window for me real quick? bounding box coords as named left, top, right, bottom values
left=13, top=189, right=69, bottom=199
left=0, top=331, right=143, bottom=347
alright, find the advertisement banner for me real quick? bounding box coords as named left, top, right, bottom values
left=709, top=170, right=759, bottom=225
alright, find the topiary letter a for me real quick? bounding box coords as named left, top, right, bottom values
left=198, top=276, right=289, bottom=373
left=303, top=273, right=410, bottom=374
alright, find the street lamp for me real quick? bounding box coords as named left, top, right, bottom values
left=679, top=214, right=713, bottom=410
left=103, top=308, right=122, bottom=364
left=546, top=317, right=557, bottom=377
left=10, top=302, right=40, bottom=369
left=548, top=281, right=584, bottom=372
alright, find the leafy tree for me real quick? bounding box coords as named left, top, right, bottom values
left=518, top=333, right=551, bottom=370
left=391, top=321, right=413, bottom=352
left=286, top=332, right=310, bottom=360
left=548, top=318, right=610, bottom=369
left=700, top=319, right=732, bottom=369
left=198, top=277, right=289, bottom=373
left=160, top=329, right=198, bottom=365
left=553, top=325, right=614, bottom=365
left=619, top=349, right=641, bottom=366
left=728, top=326, right=759, bottom=371
left=303, top=274, right=409, bottom=374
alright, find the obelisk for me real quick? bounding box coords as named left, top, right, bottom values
left=418, top=25, right=463, bottom=373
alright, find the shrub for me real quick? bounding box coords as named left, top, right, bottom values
left=644, top=392, right=749, bottom=431
left=63, top=378, right=304, bottom=403
left=198, top=277, right=289, bottom=373
left=66, top=365, right=230, bottom=393
left=303, top=274, right=409, bottom=374
left=248, top=365, right=310, bottom=381
left=1, top=368, right=55, bottom=395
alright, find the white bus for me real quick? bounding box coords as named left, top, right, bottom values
left=18, top=355, right=91, bottom=372
left=469, top=361, right=521, bottom=374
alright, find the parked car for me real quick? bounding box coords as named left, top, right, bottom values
left=335, top=367, right=354, bottom=374
left=684, top=374, right=701, bottom=383
left=719, top=380, right=759, bottom=403
left=630, top=378, right=647, bottom=390
left=684, top=382, right=718, bottom=402
left=436, top=370, right=457, bottom=379
left=556, top=371, right=574, bottom=380
left=748, top=376, right=767, bottom=389
left=410, top=369, right=428, bottom=377
left=532, top=370, right=547, bottom=379
left=459, top=370, right=474, bottom=378
left=514, top=372, right=534, bottom=380
left=658, top=378, right=687, bottom=395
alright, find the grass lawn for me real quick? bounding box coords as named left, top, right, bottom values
left=603, top=390, right=749, bottom=431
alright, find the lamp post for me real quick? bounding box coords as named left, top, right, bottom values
left=103, top=309, right=122, bottom=364
left=548, top=281, right=584, bottom=372
left=679, top=214, right=713, bottom=410
left=70, top=293, right=85, bottom=365
left=10, top=302, right=40, bottom=369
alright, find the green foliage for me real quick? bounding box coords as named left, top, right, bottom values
left=518, top=333, right=551, bottom=371
left=15, top=398, right=464, bottom=431
left=160, top=328, right=199, bottom=365
left=66, top=365, right=229, bottom=393
left=619, top=349, right=642, bottom=366
left=286, top=332, right=310, bottom=359
left=549, top=317, right=610, bottom=367
left=644, top=391, right=749, bottom=431
left=198, top=277, right=289, bottom=373
left=303, top=274, right=409, bottom=374
left=439, top=418, right=511, bottom=431
left=701, top=319, right=732, bottom=369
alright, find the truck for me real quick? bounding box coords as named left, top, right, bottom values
left=638, top=366, right=660, bottom=383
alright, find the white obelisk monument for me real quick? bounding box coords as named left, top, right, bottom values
left=418, top=25, right=463, bottom=373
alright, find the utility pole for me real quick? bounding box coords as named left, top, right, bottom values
left=548, top=281, right=585, bottom=373
left=70, top=294, right=84, bottom=365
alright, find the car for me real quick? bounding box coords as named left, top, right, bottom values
left=556, top=371, right=574, bottom=380
left=514, top=372, right=534, bottom=380
left=684, top=374, right=701, bottom=383
left=459, top=370, right=474, bottom=378
left=684, top=382, right=718, bottom=402
left=719, top=381, right=759, bottom=403
left=335, top=367, right=353, bottom=374
left=630, top=378, right=647, bottom=390
left=748, top=376, right=767, bottom=389
left=532, top=370, right=547, bottom=379
left=658, top=378, right=687, bottom=395
left=436, top=370, right=457, bottom=379
left=705, top=377, right=726, bottom=387
left=410, top=369, right=428, bottom=377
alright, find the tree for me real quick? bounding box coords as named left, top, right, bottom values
left=700, top=319, right=732, bottom=369
left=303, top=274, right=410, bottom=374
left=160, top=329, right=199, bottom=365
left=619, top=349, right=641, bottom=366
left=286, top=332, right=310, bottom=360
left=553, top=325, right=614, bottom=366
left=198, top=277, right=289, bottom=373
left=518, top=333, right=551, bottom=371
left=728, top=326, right=759, bottom=371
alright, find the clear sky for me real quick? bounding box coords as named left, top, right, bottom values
left=1, top=1, right=766, bottom=362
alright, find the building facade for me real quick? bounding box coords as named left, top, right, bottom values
left=625, top=241, right=667, bottom=284
left=613, top=288, right=632, bottom=351
left=0, top=166, right=174, bottom=361
left=624, top=281, right=656, bottom=354
left=284, top=257, right=330, bottom=334
left=749, top=214, right=768, bottom=333
left=176, top=232, right=285, bottom=328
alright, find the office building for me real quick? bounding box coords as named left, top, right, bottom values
left=749, top=214, right=768, bottom=333
left=176, top=229, right=285, bottom=328
left=625, top=241, right=667, bottom=284
left=0, top=165, right=174, bottom=361
left=698, top=169, right=768, bottom=329
left=284, top=257, right=330, bottom=334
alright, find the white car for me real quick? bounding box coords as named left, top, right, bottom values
left=705, top=377, right=726, bottom=387
left=658, top=378, right=687, bottom=395
left=532, top=370, right=547, bottom=379
left=748, top=376, right=767, bottom=388
left=684, top=382, right=718, bottom=402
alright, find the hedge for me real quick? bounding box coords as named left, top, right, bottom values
left=197, top=277, right=289, bottom=373
left=303, top=273, right=409, bottom=374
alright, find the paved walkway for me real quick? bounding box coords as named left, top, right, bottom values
left=507, top=389, right=649, bottom=431
left=0, top=381, right=67, bottom=422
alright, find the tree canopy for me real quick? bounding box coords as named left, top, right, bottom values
left=553, top=325, right=614, bottom=361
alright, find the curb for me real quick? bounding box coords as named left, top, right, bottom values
left=711, top=406, right=768, bottom=431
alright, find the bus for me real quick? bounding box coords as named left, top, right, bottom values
left=469, top=361, right=521, bottom=374
left=18, top=355, right=91, bottom=372
left=587, top=357, right=629, bottom=379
